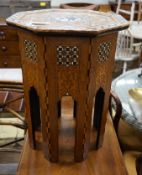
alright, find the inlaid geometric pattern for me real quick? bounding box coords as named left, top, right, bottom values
left=24, top=40, right=37, bottom=61
left=97, top=42, right=111, bottom=63
left=56, top=46, right=79, bottom=67
left=43, top=63, right=52, bottom=159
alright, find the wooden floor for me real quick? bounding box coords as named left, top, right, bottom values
left=0, top=150, right=21, bottom=164
left=0, top=163, right=17, bottom=175
left=0, top=148, right=22, bottom=175
left=0, top=132, right=23, bottom=175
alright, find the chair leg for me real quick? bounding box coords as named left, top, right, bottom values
left=4, top=92, right=9, bottom=105
left=138, top=2, right=142, bottom=23
left=123, top=61, right=127, bottom=73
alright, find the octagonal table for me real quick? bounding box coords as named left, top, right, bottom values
left=7, top=9, right=128, bottom=163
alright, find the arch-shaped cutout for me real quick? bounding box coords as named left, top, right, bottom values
left=29, top=87, right=41, bottom=147
left=58, top=96, right=76, bottom=163
left=92, top=88, right=105, bottom=149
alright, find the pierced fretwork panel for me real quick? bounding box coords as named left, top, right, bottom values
left=56, top=46, right=79, bottom=67
left=24, top=40, right=37, bottom=61
left=97, top=42, right=111, bottom=63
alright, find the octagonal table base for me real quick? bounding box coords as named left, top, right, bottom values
left=18, top=30, right=117, bottom=163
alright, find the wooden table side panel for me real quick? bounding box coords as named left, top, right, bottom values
left=37, top=47, right=53, bottom=160
left=74, top=38, right=91, bottom=161
left=18, top=31, right=45, bottom=149
left=45, top=36, right=91, bottom=162
left=90, top=33, right=118, bottom=148
left=45, top=40, right=59, bottom=162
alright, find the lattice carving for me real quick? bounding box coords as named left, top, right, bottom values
left=24, top=40, right=37, bottom=61
left=56, top=46, right=79, bottom=67
left=97, top=42, right=111, bottom=63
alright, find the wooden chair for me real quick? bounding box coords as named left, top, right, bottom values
left=115, top=0, right=142, bottom=73
left=116, top=0, right=135, bottom=23
left=60, top=3, right=99, bottom=10
left=0, top=69, right=27, bottom=149
left=109, top=91, right=142, bottom=175
left=115, top=29, right=141, bottom=73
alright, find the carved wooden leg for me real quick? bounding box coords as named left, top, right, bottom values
left=47, top=92, right=59, bottom=162
left=24, top=88, right=36, bottom=149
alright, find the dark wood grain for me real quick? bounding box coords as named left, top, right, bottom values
left=0, top=20, right=21, bottom=68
